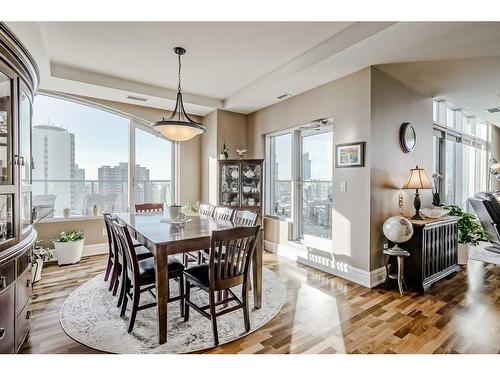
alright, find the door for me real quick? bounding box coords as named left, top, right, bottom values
left=19, top=87, right=32, bottom=231
left=298, top=129, right=333, bottom=244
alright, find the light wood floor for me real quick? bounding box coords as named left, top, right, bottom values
left=21, top=252, right=500, bottom=354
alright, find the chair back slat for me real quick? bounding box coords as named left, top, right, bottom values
left=135, top=203, right=164, bottom=213
left=233, top=210, right=258, bottom=226
left=214, top=206, right=234, bottom=221
left=209, top=226, right=260, bottom=289
left=113, top=222, right=139, bottom=281
left=199, top=203, right=215, bottom=217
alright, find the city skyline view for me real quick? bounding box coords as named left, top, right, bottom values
left=33, top=94, right=172, bottom=180
left=32, top=94, right=173, bottom=216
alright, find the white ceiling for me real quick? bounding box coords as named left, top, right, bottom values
left=6, top=21, right=500, bottom=122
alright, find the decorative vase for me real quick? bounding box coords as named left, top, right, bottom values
left=92, top=205, right=99, bottom=216
left=53, top=239, right=85, bottom=266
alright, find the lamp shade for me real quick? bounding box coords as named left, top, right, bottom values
left=402, top=165, right=433, bottom=190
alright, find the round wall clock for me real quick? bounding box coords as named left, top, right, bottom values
left=399, top=122, right=416, bottom=153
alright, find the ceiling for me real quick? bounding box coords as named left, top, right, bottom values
left=6, top=21, right=500, bottom=123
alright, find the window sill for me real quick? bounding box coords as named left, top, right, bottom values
left=264, top=214, right=293, bottom=222
left=37, top=215, right=104, bottom=224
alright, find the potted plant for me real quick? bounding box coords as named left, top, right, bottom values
left=53, top=230, right=85, bottom=266
left=31, top=240, right=53, bottom=283
left=447, top=205, right=489, bottom=264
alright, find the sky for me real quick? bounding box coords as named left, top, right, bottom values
left=33, top=94, right=171, bottom=180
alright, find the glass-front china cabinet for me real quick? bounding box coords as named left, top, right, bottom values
left=0, top=23, right=39, bottom=354
left=219, top=159, right=264, bottom=217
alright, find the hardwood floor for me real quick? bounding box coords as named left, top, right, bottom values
left=20, top=252, right=500, bottom=354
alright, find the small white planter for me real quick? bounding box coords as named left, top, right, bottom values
left=54, top=239, right=85, bottom=266
left=31, top=259, right=44, bottom=283
left=458, top=243, right=470, bottom=265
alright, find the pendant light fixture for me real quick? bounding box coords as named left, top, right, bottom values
left=152, top=47, right=205, bottom=141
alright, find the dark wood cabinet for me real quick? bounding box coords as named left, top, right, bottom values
left=399, top=216, right=461, bottom=292
left=218, top=159, right=264, bottom=216
left=0, top=22, right=39, bottom=354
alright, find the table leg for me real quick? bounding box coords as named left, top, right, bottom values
left=396, top=256, right=405, bottom=296
left=384, top=254, right=390, bottom=287
left=252, top=235, right=263, bottom=309
left=154, top=248, right=169, bottom=344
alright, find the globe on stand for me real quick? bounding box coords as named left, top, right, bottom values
left=382, top=215, right=414, bottom=252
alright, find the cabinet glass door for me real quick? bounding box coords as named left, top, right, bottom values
left=0, top=71, right=12, bottom=185
left=19, top=90, right=32, bottom=229
left=240, top=162, right=262, bottom=208
left=220, top=163, right=240, bottom=207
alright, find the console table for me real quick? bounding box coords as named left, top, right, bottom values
left=399, top=216, right=460, bottom=292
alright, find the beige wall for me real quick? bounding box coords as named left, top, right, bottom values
left=201, top=110, right=218, bottom=204
left=217, top=110, right=247, bottom=159
left=35, top=218, right=106, bottom=248
left=247, top=68, right=372, bottom=271
left=201, top=109, right=248, bottom=204
left=490, top=124, right=500, bottom=192
left=370, top=68, right=433, bottom=270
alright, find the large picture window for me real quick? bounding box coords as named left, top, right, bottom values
left=267, top=132, right=293, bottom=218
left=433, top=99, right=489, bottom=210
left=32, top=94, right=175, bottom=217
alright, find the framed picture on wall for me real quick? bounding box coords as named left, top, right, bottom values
left=335, top=142, right=365, bottom=168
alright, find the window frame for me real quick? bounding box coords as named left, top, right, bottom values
left=33, top=91, right=178, bottom=219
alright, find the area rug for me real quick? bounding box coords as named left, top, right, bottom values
left=469, top=245, right=500, bottom=265
left=60, top=267, right=285, bottom=353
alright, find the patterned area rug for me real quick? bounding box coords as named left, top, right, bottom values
left=60, top=267, right=285, bottom=353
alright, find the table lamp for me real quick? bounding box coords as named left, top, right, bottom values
left=402, top=165, right=433, bottom=220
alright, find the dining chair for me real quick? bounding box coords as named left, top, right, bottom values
left=233, top=210, right=258, bottom=226
left=213, top=206, right=235, bottom=221
left=184, top=203, right=216, bottom=267
left=183, top=225, right=260, bottom=346
left=103, top=214, right=153, bottom=296
left=199, top=203, right=215, bottom=217
left=199, top=210, right=258, bottom=265
left=113, top=222, right=185, bottom=333
left=135, top=203, right=164, bottom=213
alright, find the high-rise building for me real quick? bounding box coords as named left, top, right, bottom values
left=32, top=124, right=78, bottom=215
left=97, top=162, right=150, bottom=212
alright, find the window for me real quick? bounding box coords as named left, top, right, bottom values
left=267, top=133, right=292, bottom=218
left=32, top=94, right=175, bottom=217
left=446, top=107, right=456, bottom=128
left=433, top=100, right=439, bottom=123
left=433, top=99, right=489, bottom=209
left=266, top=125, right=333, bottom=244
left=476, top=119, right=487, bottom=140
left=135, top=128, right=173, bottom=206
left=444, top=138, right=457, bottom=205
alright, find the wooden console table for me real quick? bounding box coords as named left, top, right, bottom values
left=399, top=216, right=460, bottom=292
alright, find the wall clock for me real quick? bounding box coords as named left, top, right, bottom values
left=399, top=122, right=416, bottom=153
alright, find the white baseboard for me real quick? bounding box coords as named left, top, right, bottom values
left=48, top=243, right=108, bottom=261
left=264, top=240, right=386, bottom=288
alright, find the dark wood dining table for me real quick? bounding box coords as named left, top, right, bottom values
left=116, top=212, right=263, bottom=345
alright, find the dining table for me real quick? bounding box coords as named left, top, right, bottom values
left=116, top=212, right=263, bottom=345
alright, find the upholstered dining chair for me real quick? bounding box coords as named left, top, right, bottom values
left=135, top=203, right=164, bottom=213
left=183, top=225, right=260, bottom=346
left=213, top=206, right=235, bottom=221
left=103, top=214, right=153, bottom=296
left=113, top=222, right=185, bottom=333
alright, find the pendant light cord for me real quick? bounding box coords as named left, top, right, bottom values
left=177, top=53, right=182, bottom=93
